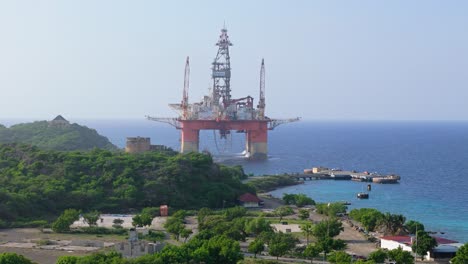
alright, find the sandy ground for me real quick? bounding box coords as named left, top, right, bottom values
left=0, top=228, right=127, bottom=264
left=0, top=247, right=88, bottom=264
left=0, top=229, right=102, bottom=264
left=271, top=224, right=302, bottom=233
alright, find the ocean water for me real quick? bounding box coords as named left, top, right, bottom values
left=2, top=119, right=468, bottom=242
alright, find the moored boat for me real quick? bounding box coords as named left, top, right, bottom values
left=357, top=192, right=369, bottom=199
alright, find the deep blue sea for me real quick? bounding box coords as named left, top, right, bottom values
left=2, top=119, right=468, bottom=242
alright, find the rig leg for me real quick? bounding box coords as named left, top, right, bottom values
left=245, top=124, right=268, bottom=160
left=181, top=126, right=199, bottom=153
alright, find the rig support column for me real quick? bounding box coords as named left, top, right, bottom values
left=181, top=123, right=199, bottom=153
left=245, top=122, right=268, bottom=160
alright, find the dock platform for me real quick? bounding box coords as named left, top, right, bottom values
left=291, top=167, right=400, bottom=183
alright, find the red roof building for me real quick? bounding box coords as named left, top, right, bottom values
left=238, top=193, right=262, bottom=208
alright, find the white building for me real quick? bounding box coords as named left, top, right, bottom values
left=380, top=235, right=461, bottom=261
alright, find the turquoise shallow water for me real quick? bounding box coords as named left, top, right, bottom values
left=2, top=119, right=467, bottom=242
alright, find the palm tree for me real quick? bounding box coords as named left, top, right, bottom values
left=301, top=223, right=314, bottom=245
left=378, top=213, right=406, bottom=235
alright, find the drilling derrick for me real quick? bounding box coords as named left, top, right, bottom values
left=212, top=27, right=232, bottom=109
left=148, top=27, right=299, bottom=160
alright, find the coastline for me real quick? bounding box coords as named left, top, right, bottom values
left=266, top=180, right=467, bottom=244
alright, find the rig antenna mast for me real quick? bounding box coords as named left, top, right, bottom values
left=258, top=58, right=266, bottom=119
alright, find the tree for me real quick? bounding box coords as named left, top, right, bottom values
left=282, top=193, right=315, bottom=207
left=327, top=251, right=352, bottom=263
left=312, top=219, right=344, bottom=240
left=248, top=238, right=265, bottom=258
left=141, top=207, right=160, bottom=217
left=274, top=206, right=294, bottom=222
left=315, top=203, right=347, bottom=217
left=388, top=247, right=414, bottom=264
left=246, top=217, right=273, bottom=236
left=303, top=243, right=321, bottom=263
left=294, top=194, right=315, bottom=207
left=164, top=213, right=187, bottom=241
left=0, top=253, right=35, bottom=264
left=64, top=252, right=125, bottom=264
left=113, top=218, right=124, bottom=228
left=298, top=209, right=310, bottom=220
left=301, top=223, right=314, bottom=245
left=451, top=243, right=468, bottom=264
left=411, top=231, right=437, bottom=260
left=197, top=207, right=213, bottom=224
left=144, top=230, right=166, bottom=243
left=404, top=220, right=424, bottom=235
left=180, top=228, right=193, bottom=242
left=192, top=235, right=243, bottom=264
left=55, top=256, right=78, bottom=264
left=52, top=209, right=80, bottom=233
left=368, top=249, right=388, bottom=263
left=267, top=232, right=298, bottom=260
left=314, top=237, right=346, bottom=260
left=132, top=213, right=153, bottom=227
left=282, top=193, right=296, bottom=205
left=224, top=206, right=247, bottom=221
left=360, top=211, right=384, bottom=232
left=82, top=210, right=100, bottom=226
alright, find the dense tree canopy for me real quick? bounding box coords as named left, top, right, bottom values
left=265, top=232, right=298, bottom=260
left=282, top=193, right=315, bottom=207
left=388, top=247, right=414, bottom=264
left=0, top=144, right=250, bottom=225
left=315, top=203, right=347, bottom=217
left=404, top=220, right=425, bottom=235
left=327, top=251, right=352, bottom=264
left=0, top=253, right=36, bottom=264
left=246, top=175, right=298, bottom=192
left=52, top=209, right=80, bottom=233
left=349, top=208, right=384, bottom=232
left=367, top=249, right=388, bottom=263
left=451, top=243, right=468, bottom=264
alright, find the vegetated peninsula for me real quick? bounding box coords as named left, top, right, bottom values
left=0, top=115, right=117, bottom=151
left=0, top=143, right=251, bottom=227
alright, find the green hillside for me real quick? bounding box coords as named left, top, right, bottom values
left=0, top=118, right=118, bottom=151
left=0, top=144, right=250, bottom=224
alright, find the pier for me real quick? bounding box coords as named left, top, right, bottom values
left=289, top=167, right=401, bottom=183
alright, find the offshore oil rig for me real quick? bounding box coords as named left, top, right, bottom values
left=147, top=27, right=299, bottom=159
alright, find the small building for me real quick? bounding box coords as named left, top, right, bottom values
left=304, top=167, right=329, bottom=174
left=160, top=205, right=169, bottom=217
left=126, top=137, right=151, bottom=153
left=380, top=235, right=461, bottom=261
left=49, top=115, right=70, bottom=127
left=238, top=193, right=262, bottom=208
left=125, top=137, right=170, bottom=153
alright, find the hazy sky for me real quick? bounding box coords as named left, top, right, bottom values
left=1, top=1, right=467, bottom=121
